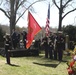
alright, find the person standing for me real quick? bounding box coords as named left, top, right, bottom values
left=56, top=31, right=65, bottom=61
left=22, top=31, right=27, bottom=49
left=50, top=33, right=57, bottom=60
left=41, top=37, right=49, bottom=58
left=48, top=37, right=54, bottom=59
left=11, top=29, right=17, bottom=49
left=16, top=32, right=20, bottom=48
left=4, top=34, right=11, bottom=64
left=53, top=34, right=57, bottom=60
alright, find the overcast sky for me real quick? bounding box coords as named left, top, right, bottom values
left=0, top=0, right=76, bottom=28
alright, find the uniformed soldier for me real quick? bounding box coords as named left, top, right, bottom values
left=41, top=37, right=49, bottom=58
left=22, top=31, right=27, bottom=49
left=4, top=33, right=11, bottom=64
left=53, top=34, right=57, bottom=60
left=11, top=29, right=17, bottom=49
left=50, top=33, right=57, bottom=60
left=56, top=31, right=65, bottom=61
left=48, top=37, right=54, bottom=59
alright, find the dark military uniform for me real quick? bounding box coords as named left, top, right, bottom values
left=50, top=34, right=57, bottom=60
left=11, top=30, right=17, bottom=49
left=22, top=31, right=27, bottom=49
left=53, top=38, right=57, bottom=60
left=56, top=33, right=65, bottom=61
left=16, top=32, right=20, bottom=48
left=5, top=35, right=11, bottom=64
left=48, top=40, right=53, bottom=59
left=42, top=37, right=49, bottom=58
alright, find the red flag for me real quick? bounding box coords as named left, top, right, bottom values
left=45, top=3, right=50, bottom=37
left=26, top=12, right=42, bottom=49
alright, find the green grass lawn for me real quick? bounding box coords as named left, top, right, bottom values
left=0, top=54, right=70, bottom=75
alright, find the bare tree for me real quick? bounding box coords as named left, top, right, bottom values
left=0, top=0, right=45, bottom=34
left=52, top=0, right=76, bottom=31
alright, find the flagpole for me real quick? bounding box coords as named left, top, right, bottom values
left=45, top=3, right=50, bottom=37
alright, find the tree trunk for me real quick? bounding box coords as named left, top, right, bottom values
left=10, top=0, right=16, bottom=34
left=58, top=0, right=63, bottom=31
left=58, top=12, right=62, bottom=31
left=10, top=15, right=16, bottom=34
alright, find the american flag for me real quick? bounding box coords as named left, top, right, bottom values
left=45, top=3, right=50, bottom=37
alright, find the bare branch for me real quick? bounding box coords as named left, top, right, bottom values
left=52, top=0, right=60, bottom=9
left=62, top=8, right=76, bottom=19
left=63, top=0, right=72, bottom=8
left=17, top=0, right=26, bottom=10
left=0, top=8, right=10, bottom=19
left=15, top=0, right=45, bottom=24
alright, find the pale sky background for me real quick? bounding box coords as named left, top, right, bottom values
left=0, top=0, right=76, bottom=28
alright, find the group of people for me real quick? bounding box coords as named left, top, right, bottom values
left=41, top=31, right=65, bottom=61
left=4, top=29, right=27, bottom=64
left=4, top=29, right=65, bottom=64
left=11, top=29, right=27, bottom=49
